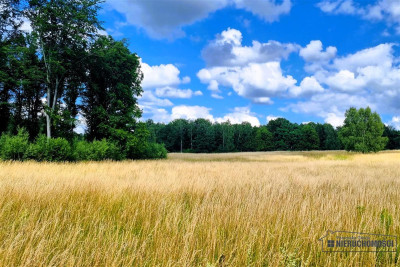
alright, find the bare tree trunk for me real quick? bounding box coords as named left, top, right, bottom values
left=41, top=39, right=52, bottom=139
left=46, top=87, right=51, bottom=138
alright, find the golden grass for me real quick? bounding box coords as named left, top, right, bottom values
left=0, top=151, right=400, bottom=266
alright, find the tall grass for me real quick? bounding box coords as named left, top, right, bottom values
left=0, top=151, right=399, bottom=266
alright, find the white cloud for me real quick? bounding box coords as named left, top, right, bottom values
left=171, top=105, right=215, bottom=121
left=324, top=113, right=345, bottom=127
left=202, top=28, right=299, bottom=67
left=155, top=87, right=202, bottom=98
left=198, top=61, right=297, bottom=104
left=290, top=76, right=324, bottom=96
left=325, top=70, right=366, bottom=92
left=74, top=113, right=87, bottom=134
left=107, top=0, right=292, bottom=39
left=216, top=107, right=260, bottom=126
left=142, top=104, right=261, bottom=126
left=387, top=116, right=400, bottom=129
left=233, top=0, right=292, bottom=22
left=20, top=19, right=32, bottom=33
left=140, top=91, right=173, bottom=107
left=317, top=0, right=400, bottom=34
left=333, top=43, right=394, bottom=71
left=211, top=93, right=224, bottom=99
left=300, top=40, right=337, bottom=72
left=266, top=115, right=281, bottom=122
left=286, top=92, right=373, bottom=127
left=141, top=61, right=188, bottom=89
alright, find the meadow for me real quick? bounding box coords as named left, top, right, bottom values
left=0, top=151, right=399, bottom=266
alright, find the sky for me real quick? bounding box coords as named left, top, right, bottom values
left=98, top=0, right=400, bottom=129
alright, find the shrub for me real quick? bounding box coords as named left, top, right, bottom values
left=26, top=135, right=72, bottom=162
left=74, top=139, right=123, bottom=161
left=0, top=128, right=30, bottom=161
left=126, top=138, right=167, bottom=159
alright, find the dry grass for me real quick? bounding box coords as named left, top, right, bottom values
left=0, top=151, right=400, bottom=266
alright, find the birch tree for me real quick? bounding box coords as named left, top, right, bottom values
left=27, top=0, right=102, bottom=138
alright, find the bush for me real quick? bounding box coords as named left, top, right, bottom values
left=74, top=139, right=123, bottom=161
left=126, top=138, right=167, bottom=159
left=0, top=128, right=30, bottom=161
left=26, top=135, right=72, bottom=162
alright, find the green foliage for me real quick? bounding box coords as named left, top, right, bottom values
left=0, top=128, right=29, bottom=160
left=254, top=127, right=273, bottom=151
left=267, top=118, right=297, bottom=150
left=125, top=123, right=167, bottom=159
left=339, top=107, right=388, bottom=153
left=383, top=125, right=400, bottom=150
left=74, top=139, right=123, bottom=161
left=299, top=124, right=320, bottom=151
left=25, top=135, right=72, bottom=162
left=83, top=36, right=142, bottom=141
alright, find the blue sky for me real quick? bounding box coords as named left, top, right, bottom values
left=99, top=0, right=400, bottom=128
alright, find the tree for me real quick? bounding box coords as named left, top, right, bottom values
left=215, top=121, right=234, bottom=152
left=27, top=0, right=102, bottom=138
left=233, top=122, right=255, bottom=151
left=193, top=119, right=215, bottom=153
left=383, top=125, right=400, bottom=150
left=297, top=124, right=320, bottom=150
left=83, top=36, right=142, bottom=141
left=338, top=107, right=387, bottom=153
left=267, top=118, right=297, bottom=150
left=254, top=126, right=273, bottom=151
left=322, top=123, right=341, bottom=150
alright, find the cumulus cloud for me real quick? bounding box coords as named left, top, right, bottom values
left=155, top=87, right=202, bottom=98
left=198, top=62, right=297, bottom=103
left=317, top=0, right=400, bottom=34
left=141, top=61, right=189, bottom=89
left=324, top=70, right=366, bottom=92
left=215, top=107, right=260, bottom=126
left=107, top=0, right=292, bottom=39
left=387, top=116, right=400, bottom=130
left=300, top=40, right=337, bottom=72
left=234, top=0, right=292, bottom=22
left=142, top=104, right=261, bottom=126
left=198, top=29, right=299, bottom=103
left=171, top=105, right=215, bottom=121
left=290, top=76, right=325, bottom=96
left=202, top=28, right=299, bottom=67
left=286, top=92, right=372, bottom=127
left=140, top=91, right=173, bottom=107
left=287, top=40, right=400, bottom=125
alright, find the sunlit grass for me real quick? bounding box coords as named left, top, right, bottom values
left=0, top=151, right=399, bottom=266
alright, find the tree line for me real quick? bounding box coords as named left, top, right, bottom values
left=146, top=107, right=400, bottom=153
left=0, top=0, right=166, bottom=160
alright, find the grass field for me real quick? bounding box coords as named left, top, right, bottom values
left=0, top=151, right=400, bottom=266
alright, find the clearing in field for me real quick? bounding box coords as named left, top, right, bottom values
left=0, top=151, right=399, bottom=266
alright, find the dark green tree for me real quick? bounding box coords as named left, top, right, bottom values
left=193, top=119, right=215, bottom=153
left=383, top=125, right=400, bottom=150
left=215, top=121, right=234, bottom=152
left=267, top=118, right=297, bottom=150
left=322, top=123, right=341, bottom=150
left=83, top=36, right=142, bottom=141
left=27, top=0, right=103, bottom=138
left=254, top=126, right=273, bottom=151
left=233, top=122, right=255, bottom=151
left=338, top=107, right=387, bottom=153
left=297, top=124, right=320, bottom=150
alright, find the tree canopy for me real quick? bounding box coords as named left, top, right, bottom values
left=338, top=107, right=388, bottom=153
